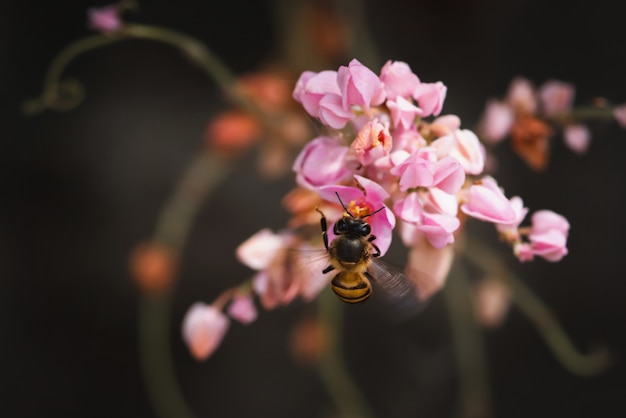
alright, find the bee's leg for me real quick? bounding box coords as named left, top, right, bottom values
left=323, top=265, right=335, bottom=274
left=368, top=235, right=381, bottom=258
left=315, top=207, right=329, bottom=251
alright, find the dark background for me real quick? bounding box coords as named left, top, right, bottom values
left=3, top=0, right=626, bottom=417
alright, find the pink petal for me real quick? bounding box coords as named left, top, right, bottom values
left=563, top=124, right=591, bottom=155
left=380, top=60, right=421, bottom=100
left=182, top=303, right=229, bottom=361
left=538, top=80, right=575, bottom=117
left=406, top=238, right=454, bottom=301
left=433, top=157, right=465, bottom=194
left=479, top=100, right=514, bottom=144
left=236, top=229, right=288, bottom=270
left=227, top=295, right=258, bottom=324
left=337, top=59, right=383, bottom=111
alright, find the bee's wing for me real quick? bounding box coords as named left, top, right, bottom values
left=366, top=258, right=430, bottom=316
left=285, top=245, right=332, bottom=301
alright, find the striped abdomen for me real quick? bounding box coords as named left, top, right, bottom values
left=330, top=271, right=372, bottom=303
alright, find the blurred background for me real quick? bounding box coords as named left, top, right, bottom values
left=3, top=0, right=626, bottom=417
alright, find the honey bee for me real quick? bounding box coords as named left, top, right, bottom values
left=316, top=193, right=418, bottom=305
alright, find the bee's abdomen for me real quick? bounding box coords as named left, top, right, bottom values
left=331, top=273, right=372, bottom=303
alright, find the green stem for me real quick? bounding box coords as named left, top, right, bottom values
left=139, top=293, right=197, bottom=418
left=22, top=23, right=265, bottom=119
left=152, top=151, right=230, bottom=251
left=137, top=151, right=230, bottom=418
left=443, top=258, right=492, bottom=418
left=317, top=290, right=376, bottom=418
left=464, top=239, right=610, bottom=376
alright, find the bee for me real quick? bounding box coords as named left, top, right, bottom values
left=316, top=193, right=416, bottom=304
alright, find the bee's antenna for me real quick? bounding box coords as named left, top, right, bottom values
left=335, top=192, right=385, bottom=219
left=335, top=192, right=354, bottom=217
left=361, top=205, right=385, bottom=219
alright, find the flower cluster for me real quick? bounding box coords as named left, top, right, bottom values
left=478, top=77, right=626, bottom=171
left=182, top=59, right=571, bottom=360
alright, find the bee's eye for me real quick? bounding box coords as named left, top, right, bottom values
left=359, top=223, right=371, bottom=236
left=336, top=219, right=347, bottom=231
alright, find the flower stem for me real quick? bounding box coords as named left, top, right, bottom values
left=317, top=289, right=376, bottom=418
left=139, top=293, right=197, bottom=418
left=443, top=258, right=493, bottom=418
left=139, top=150, right=230, bottom=418
left=464, top=238, right=610, bottom=376
left=22, top=23, right=264, bottom=119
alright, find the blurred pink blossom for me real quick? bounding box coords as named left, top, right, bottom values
left=538, top=80, right=575, bottom=117
left=529, top=229, right=568, bottom=262
left=406, top=238, right=454, bottom=301
left=531, top=210, right=570, bottom=235
left=479, top=100, right=514, bottom=143
left=227, top=294, right=258, bottom=325
left=507, top=77, right=537, bottom=113
left=613, top=104, right=626, bottom=128
left=87, top=5, right=122, bottom=33
left=563, top=124, right=591, bottom=154
left=473, top=278, right=511, bottom=328
left=182, top=303, right=229, bottom=361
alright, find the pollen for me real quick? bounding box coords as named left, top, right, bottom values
left=347, top=200, right=372, bottom=217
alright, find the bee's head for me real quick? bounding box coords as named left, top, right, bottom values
left=336, top=214, right=372, bottom=237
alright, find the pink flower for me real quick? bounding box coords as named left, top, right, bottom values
left=563, top=124, right=591, bottom=154
left=227, top=294, right=258, bottom=324
left=422, top=187, right=459, bottom=216
left=418, top=212, right=460, bottom=248
left=447, top=129, right=486, bottom=175
left=406, top=238, right=454, bottom=300
left=380, top=60, right=421, bottom=100
left=318, top=175, right=395, bottom=256
left=293, top=136, right=352, bottom=189
left=516, top=210, right=569, bottom=262
left=237, top=229, right=300, bottom=309
left=538, top=80, right=575, bottom=117
left=506, top=77, right=537, bottom=113
left=292, top=71, right=317, bottom=103
left=293, top=70, right=340, bottom=117
left=613, top=104, right=626, bottom=128
left=393, top=190, right=460, bottom=249
left=432, top=157, right=465, bottom=194
left=386, top=96, right=423, bottom=130
left=461, top=177, right=525, bottom=225
left=351, top=120, right=392, bottom=165
left=530, top=210, right=570, bottom=235
left=87, top=5, right=122, bottom=33
left=337, top=59, right=385, bottom=111
left=236, top=228, right=287, bottom=270
left=182, top=303, right=229, bottom=361
left=413, top=81, right=447, bottom=117
left=495, top=196, right=528, bottom=240
left=514, top=242, right=535, bottom=262
left=390, top=148, right=436, bottom=191
left=317, top=94, right=355, bottom=129
left=479, top=99, right=514, bottom=143
left=472, top=278, right=510, bottom=328
left=529, top=229, right=568, bottom=262
left=393, top=192, right=423, bottom=224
